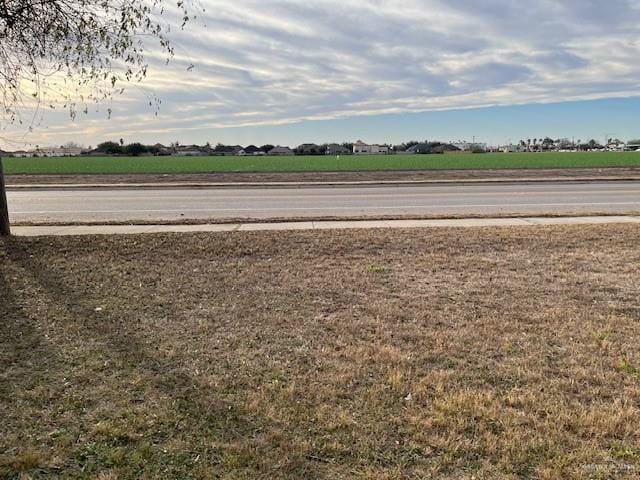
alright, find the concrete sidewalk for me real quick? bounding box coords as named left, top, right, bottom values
left=11, top=215, right=640, bottom=236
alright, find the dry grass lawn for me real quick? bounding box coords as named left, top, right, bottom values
left=7, top=166, right=640, bottom=186
left=1, top=225, right=640, bottom=479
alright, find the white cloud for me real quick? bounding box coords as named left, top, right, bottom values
left=3, top=0, right=640, bottom=147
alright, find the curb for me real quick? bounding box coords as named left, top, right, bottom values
left=7, top=176, right=640, bottom=190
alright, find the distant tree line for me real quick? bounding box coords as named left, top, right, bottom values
left=33, top=136, right=640, bottom=158
left=93, top=141, right=358, bottom=156
left=95, top=141, right=153, bottom=156
left=516, top=137, right=613, bottom=151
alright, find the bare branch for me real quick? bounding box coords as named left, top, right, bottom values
left=0, top=0, right=196, bottom=123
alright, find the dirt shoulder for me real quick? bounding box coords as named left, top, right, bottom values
left=6, top=166, right=640, bottom=185
left=2, top=225, right=640, bottom=479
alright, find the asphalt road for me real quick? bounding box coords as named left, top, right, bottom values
left=7, top=181, right=640, bottom=223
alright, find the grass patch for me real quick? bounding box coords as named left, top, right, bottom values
left=3, top=450, right=46, bottom=471
left=2, top=224, right=640, bottom=478
left=617, top=359, right=640, bottom=378
left=3, top=151, right=640, bottom=175
left=611, top=443, right=640, bottom=460
left=366, top=264, right=387, bottom=274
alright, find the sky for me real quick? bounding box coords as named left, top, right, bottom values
left=2, top=0, right=640, bottom=149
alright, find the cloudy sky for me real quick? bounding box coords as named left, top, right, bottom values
left=3, top=0, right=640, bottom=148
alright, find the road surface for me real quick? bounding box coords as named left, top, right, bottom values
left=7, top=181, right=640, bottom=223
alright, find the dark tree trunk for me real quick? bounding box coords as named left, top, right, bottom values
left=0, top=157, right=10, bottom=236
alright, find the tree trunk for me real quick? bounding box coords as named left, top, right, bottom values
left=0, top=157, right=11, bottom=236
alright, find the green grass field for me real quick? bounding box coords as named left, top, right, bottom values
left=3, top=151, right=640, bottom=175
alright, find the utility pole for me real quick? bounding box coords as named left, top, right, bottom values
left=0, top=156, right=10, bottom=236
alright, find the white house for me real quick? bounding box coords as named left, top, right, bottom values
left=38, top=146, right=83, bottom=157
left=452, top=141, right=488, bottom=151
left=10, top=150, right=32, bottom=157
left=10, top=146, right=83, bottom=157
left=606, top=140, right=626, bottom=152
left=500, top=144, right=519, bottom=153
left=353, top=140, right=389, bottom=155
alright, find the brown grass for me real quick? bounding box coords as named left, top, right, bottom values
left=1, top=225, right=639, bottom=479
left=6, top=166, right=640, bottom=186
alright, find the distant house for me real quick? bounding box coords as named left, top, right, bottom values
left=500, top=144, right=519, bottom=153
left=325, top=144, right=350, bottom=155
left=173, top=145, right=207, bottom=156
left=211, top=144, right=243, bottom=155
left=11, top=150, right=31, bottom=157
left=606, top=140, right=626, bottom=152
left=241, top=145, right=265, bottom=155
left=405, top=142, right=460, bottom=154
left=452, top=142, right=488, bottom=151
left=405, top=143, right=431, bottom=154
left=267, top=146, right=294, bottom=156
left=296, top=143, right=323, bottom=155
left=151, top=143, right=171, bottom=155
left=9, top=146, right=82, bottom=157
left=40, top=146, right=83, bottom=157
left=219, top=145, right=243, bottom=156
left=353, top=140, right=389, bottom=155
left=626, top=143, right=640, bottom=151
